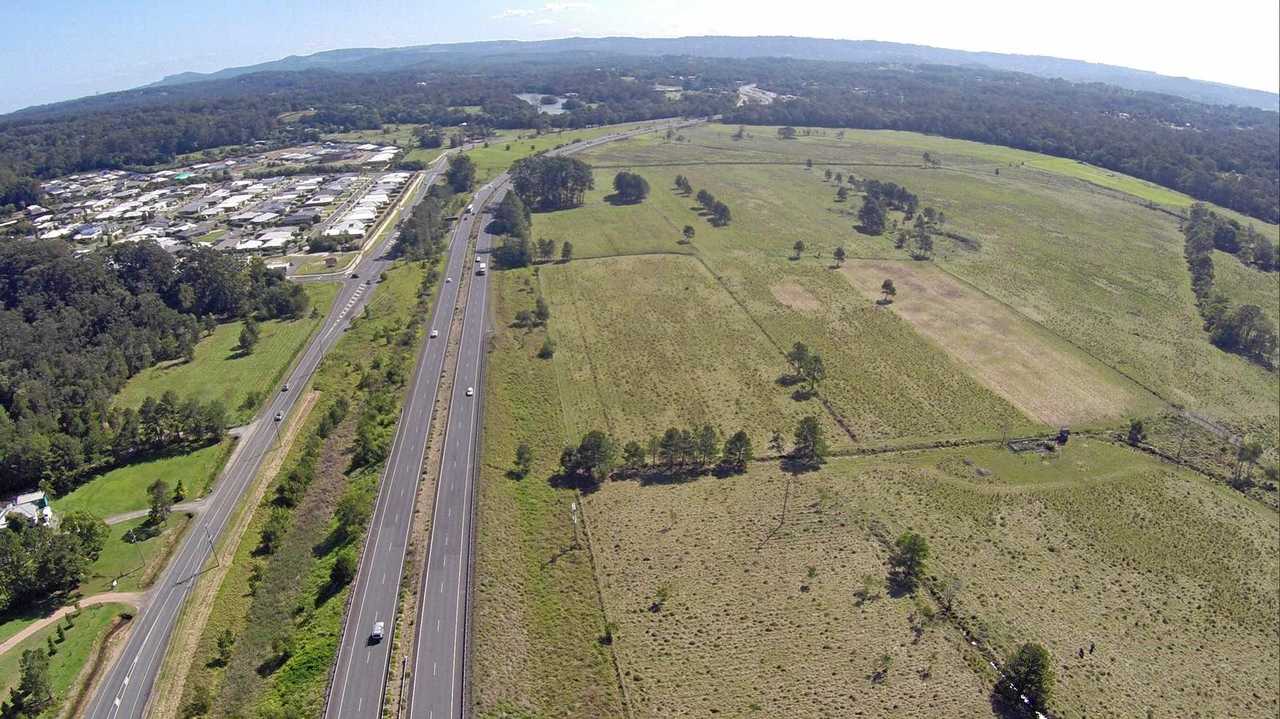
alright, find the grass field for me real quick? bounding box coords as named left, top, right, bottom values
left=471, top=121, right=1280, bottom=718
left=1212, top=250, right=1280, bottom=332
left=842, top=259, right=1163, bottom=426
left=472, top=268, right=625, bottom=719
left=291, top=252, right=359, bottom=275
left=584, top=440, right=1279, bottom=718
left=540, top=255, right=843, bottom=448
left=55, top=440, right=233, bottom=517
left=573, top=124, right=1279, bottom=431
left=0, top=604, right=130, bottom=713
left=80, top=513, right=191, bottom=595
left=114, top=283, right=338, bottom=425
left=466, top=122, right=664, bottom=184
left=321, top=123, right=422, bottom=148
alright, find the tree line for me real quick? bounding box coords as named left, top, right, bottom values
left=691, top=187, right=732, bottom=226
left=1182, top=204, right=1278, bottom=369
left=0, top=240, right=310, bottom=493
left=510, top=155, right=594, bottom=211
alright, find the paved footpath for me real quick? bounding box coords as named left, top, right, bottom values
left=0, top=592, right=144, bottom=656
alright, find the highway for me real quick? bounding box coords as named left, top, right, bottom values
left=81, top=153, right=452, bottom=719
left=323, top=119, right=700, bottom=719
left=323, top=177, right=500, bottom=719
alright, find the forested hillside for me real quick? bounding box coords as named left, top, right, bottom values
left=0, top=241, right=309, bottom=492
left=1, top=54, right=1276, bottom=222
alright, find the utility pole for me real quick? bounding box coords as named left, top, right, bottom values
left=573, top=498, right=583, bottom=547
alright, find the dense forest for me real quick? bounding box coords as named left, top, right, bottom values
left=0, top=241, right=310, bottom=493
left=0, top=53, right=1276, bottom=220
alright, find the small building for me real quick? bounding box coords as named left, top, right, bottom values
left=2, top=491, right=55, bottom=527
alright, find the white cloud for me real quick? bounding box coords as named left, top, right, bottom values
left=492, top=8, right=537, bottom=19
left=543, top=2, right=592, bottom=11
left=534, top=18, right=555, bottom=25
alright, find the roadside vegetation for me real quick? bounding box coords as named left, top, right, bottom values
left=175, top=258, right=439, bottom=718
left=0, top=603, right=131, bottom=718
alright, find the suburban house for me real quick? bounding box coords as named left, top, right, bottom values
left=2, top=491, right=56, bottom=527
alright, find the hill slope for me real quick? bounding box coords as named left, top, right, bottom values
left=147, top=35, right=1279, bottom=110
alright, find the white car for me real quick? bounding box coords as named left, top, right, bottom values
left=429, top=329, right=439, bottom=338
left=446, top=277, right=452, bottom=283
left=274, top=411, right=284, bottom=422
left=370, top=621, right=385, bottom=643
left=465, top=387, right=474, bottom=397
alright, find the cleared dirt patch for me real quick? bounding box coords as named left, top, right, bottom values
left=769, top=281, right=822, bottom=313
left=842, top=260, right=1157, bottom=425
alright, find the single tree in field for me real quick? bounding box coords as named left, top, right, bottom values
left=147, top=479, right=173, bottom=525
left=804, top=158, right=812, bottom=168
left=833, top=246, right=847, bottom=266
left=889, top=531, right=929, bottom=591
left=695, top=424, right=719, bottom=468
left=514, top=309, right=534, bottom=328
left=836, top=186, right=850, bottom=202
left=721, top=430, right=753, bottom=473
left=238, top=317, right=260, bottom=354
left=561, top=241, right=574, bottom=262
left=622, top=441, right=646, bottom=471
left=880, top=278, right=897, bottom=304
left=786, top=342, right=811, bottom=374
left=778, top=126, right=797, bottom=140
left=537, top=238, right=556, bottom=261
left=537, top=336, right=555, bottom=359
left=799, top=353, right=826, bottom=393
left=824, top=168, right=833, bottom=181
left=858, top=199, right=886, bottom=235
left=1236, top=439, right=1265, bottom=482
left=1127, top=418, right=1146, bottom=446
left=999, top=643, right=1055, bottom=713
left=647, top=435, right=661, bottom=465
left=682, top=225, right=696, bottom=244
left=792, top=240, right=806, bottom=259
left=792, top=416, right=827, bottom=467
left=768, top=430, right=786, bottom=457
left=331, top=547, right=357, bottom=586
left=513, top=443, right=534, bottom=478
left=17, top=648, right=54, bottom=712
left=834, top=172, right=843, bottom=184
left=534, top=296, right=551, bottom=325
left=612, top=171, right=650, bottom=203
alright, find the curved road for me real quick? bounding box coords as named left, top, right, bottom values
left=82, top=153, right=452, bottom=719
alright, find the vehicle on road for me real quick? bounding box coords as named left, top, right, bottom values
left=281, top=383, right=289, bottom=392
left=274, top=411, right=284, bottom=422
left=370, top=621, right=385, bottom=643
left=466, top=386, right=474, bottom=397
left=446, top=276, right=452, bottom=283
left=477, top=262, right=487, bottom=275
left=430, top=329, right=439, bottom=338
left=465, top=203, right=474, bottom=214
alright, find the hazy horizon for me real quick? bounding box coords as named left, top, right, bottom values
left=3, top=0, right=1277, bottom=113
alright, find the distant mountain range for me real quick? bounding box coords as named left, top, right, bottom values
left=148, top=35, right=1279, bottom=111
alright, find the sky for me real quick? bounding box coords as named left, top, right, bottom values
left=3, top=0, right=1278, bottom=113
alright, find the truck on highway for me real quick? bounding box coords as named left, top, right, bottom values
left=477, top=262, right=487, bottom=275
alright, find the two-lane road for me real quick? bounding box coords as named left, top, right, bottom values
left=82, top=155, right=452, bottom=719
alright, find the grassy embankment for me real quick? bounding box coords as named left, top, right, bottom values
left=174, top=259, right=439, bottom=718
left=0, top=604, right=132, bottom=716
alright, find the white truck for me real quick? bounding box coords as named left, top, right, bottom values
left=476, top=262, right=487, bottom=275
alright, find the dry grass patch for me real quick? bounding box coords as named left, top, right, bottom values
left=842, top=260, right=1161, bottom=425
left=769, top=281, right=822, bottom=313
left=586, top=469, right=996, bottom=718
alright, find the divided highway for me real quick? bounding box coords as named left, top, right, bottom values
left=324, top=177, right=499, bottom=718
left=83, top=154, right=452, bottom=719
